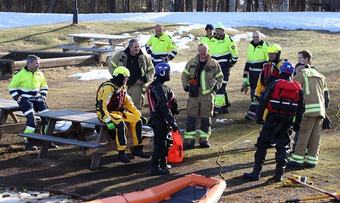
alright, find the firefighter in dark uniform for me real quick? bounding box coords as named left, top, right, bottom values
left=147, top=62, right=179, bottom=175
left=243, top=61, right=305, bottom=182
left=96, top=66, right=150, bottom=163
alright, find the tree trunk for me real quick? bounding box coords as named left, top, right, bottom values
left=246, top=0, right=252, bottom=11
left=174, top=0, right=184, bottom=11
left=279, top=0, right=289, bottom=12
left=185, top=0, right=193, bottom=11
left=229, top=0, right=237, bottom=11
left=197, top=0, right=204, bottom=11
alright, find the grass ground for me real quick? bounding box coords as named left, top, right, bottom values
left=0, top=22, right=339, bottom=202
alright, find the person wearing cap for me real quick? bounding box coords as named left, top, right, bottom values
left=108, top=39, right=155, bottom=110
left=96, top=66, right=150, bottom=163
left=243, top=31, right=269, bottom=120
left=243, top=61, right=304, bottom=182
left=210, top=22, right=239, bottom=115
left=199, top=24, right=217, bottom=52
left=182, top=43, right=223, bottom=149
left=145, top=24, right=177, bottom=66
left=8, top=55, right=50, bottom=151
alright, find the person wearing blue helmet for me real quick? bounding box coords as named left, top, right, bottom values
left=244, top=61, right=305, bottom=182
left=147, top=62, right=179, bottom=175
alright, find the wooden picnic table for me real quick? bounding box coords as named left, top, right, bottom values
left=0, top=98, right=26, bottom=140
left=60, top=33, right=131, bottom=54
left=19, top=109, right=153, bottom=169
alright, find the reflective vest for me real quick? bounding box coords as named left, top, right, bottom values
left=145, top=34, right=177, bottom=63
left=8, top=67, right=48, bottom=100
left=294, top=67, right=327, bottom=118
left=210, top=34, right=239, bottom=64
left=182, top=55, right=223, bottom=95
left=199, top=35, right=218, bottom=53
left=267, top=79, right=302, bottom=115
left=245, top=40, right=269, bottom=72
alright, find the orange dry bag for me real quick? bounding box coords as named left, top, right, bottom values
left=167, top=130, right=184, bottom=163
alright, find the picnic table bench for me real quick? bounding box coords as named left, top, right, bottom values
left=18, top=109, right=152, bottom=170
left=60, top=33, right=131, bottom=54
left=0, top=98, right=26, bottom=140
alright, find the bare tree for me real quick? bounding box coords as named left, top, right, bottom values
left=278, top=0, right=289, bottom=11
left=229, top=0, right=237, bottom=11
left=197, top=0, right=204, bottom=11
left=186, top=0, right=193, bottom=11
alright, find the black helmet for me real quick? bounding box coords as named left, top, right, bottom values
left=205, top=24, right=214, bottom=30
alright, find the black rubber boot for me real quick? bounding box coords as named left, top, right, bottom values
left=199, top=140, right=211, bottom=148
left=160, top=158, right=172, bottom=170
left=118, top=150, right=131, bottom=163
left=272, top=166, right=284, bottom=182
left=243, top=167, right=262, bottom=181
left=184, top=140, right=195, bottom=150
left=132, top=146, right=150, bottom=159
left=243, top=165, right=262, bottom=181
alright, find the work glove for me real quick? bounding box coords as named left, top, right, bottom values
left=322, top=116, right=331, bottom=130
left=241, top=78, right=250, bottom=94
left=171, top=122, right=178, bottom=132
left=140, top=116, right=148, bottom=125
left=107, top=122, right=116, bottom=130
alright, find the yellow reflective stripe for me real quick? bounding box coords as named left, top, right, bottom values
left=289, top=153, right=304, bottom=164
left=183, top=68, right=189, bottom=75
left=201, top=70, right=206, bottom=92
left=198, top=130, right=210, bottom=138
left=306, top=155, right=318, bottom=161
left=305, top=103, right=321, bottom=113
left=111, top=61, right=118, bottom=68
left=247, top=59, right=267, bottom=63
left=184, top=131, right=196, bottom=139
left=214, top=94, right=225, bottom=107
left=303, top=72, right=310, bottom=95
left=215, top=72, right=223, bottom=78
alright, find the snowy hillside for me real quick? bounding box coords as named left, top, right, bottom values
left=1, top=12, right=340, bottom=32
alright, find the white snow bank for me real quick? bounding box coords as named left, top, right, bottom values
left=0, top=12, right=340, bottom=32
left=0, top=191, right=72, bottom=203
left=70, top=61, right=186, bottom=81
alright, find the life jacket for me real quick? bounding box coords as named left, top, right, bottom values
left=167, top=130, right=184, bottom=163
left=107, top=89, right=126, bottom=111
left=267, top=79, right=301, bottom=115
left=262, top=62, right=280, bottom=86
left=147, top=83, right=178, bottom=114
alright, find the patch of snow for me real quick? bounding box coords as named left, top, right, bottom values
left=0, top=12, right=339, bottom=32
left=0, top=191, right=72, bottom=203
left=70, top=69, right=111, bottom=81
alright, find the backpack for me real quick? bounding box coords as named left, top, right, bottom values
left=167, top=130, right=184, bottom=163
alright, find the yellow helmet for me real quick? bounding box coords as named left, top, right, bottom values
left=268, top=44, right=282, bottom=54
left=113, top=66, right=130, bottom=77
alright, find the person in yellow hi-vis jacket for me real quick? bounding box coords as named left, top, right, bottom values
left=210, top=22, right=239, bottom=115
left=145, top=24, right=177, bottom=66
left=96, top=66, right=150, bottom=163
left=288, top=50, right=329, bottom=168
left=8, top=55, right=50, bottom=151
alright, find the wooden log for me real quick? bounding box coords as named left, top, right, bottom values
left=14, top=55, right=98, bottom=71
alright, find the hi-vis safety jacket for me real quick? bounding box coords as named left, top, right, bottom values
left=8, top=67, right=48, bottom=100
left=145, top=34, right=177, bottom=63
left=108, top=48, right=155, bottom=84
left=199, top=35, right=218, bottom=53
left=244, top=40, right=269, bottom=73
left=210, top=34, right=239, bottom=65
left=294, top=67, right=329, bottom=118
left=96, top=80, right=141, bottom=124
left=181, top=55, right=223, bottom=95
